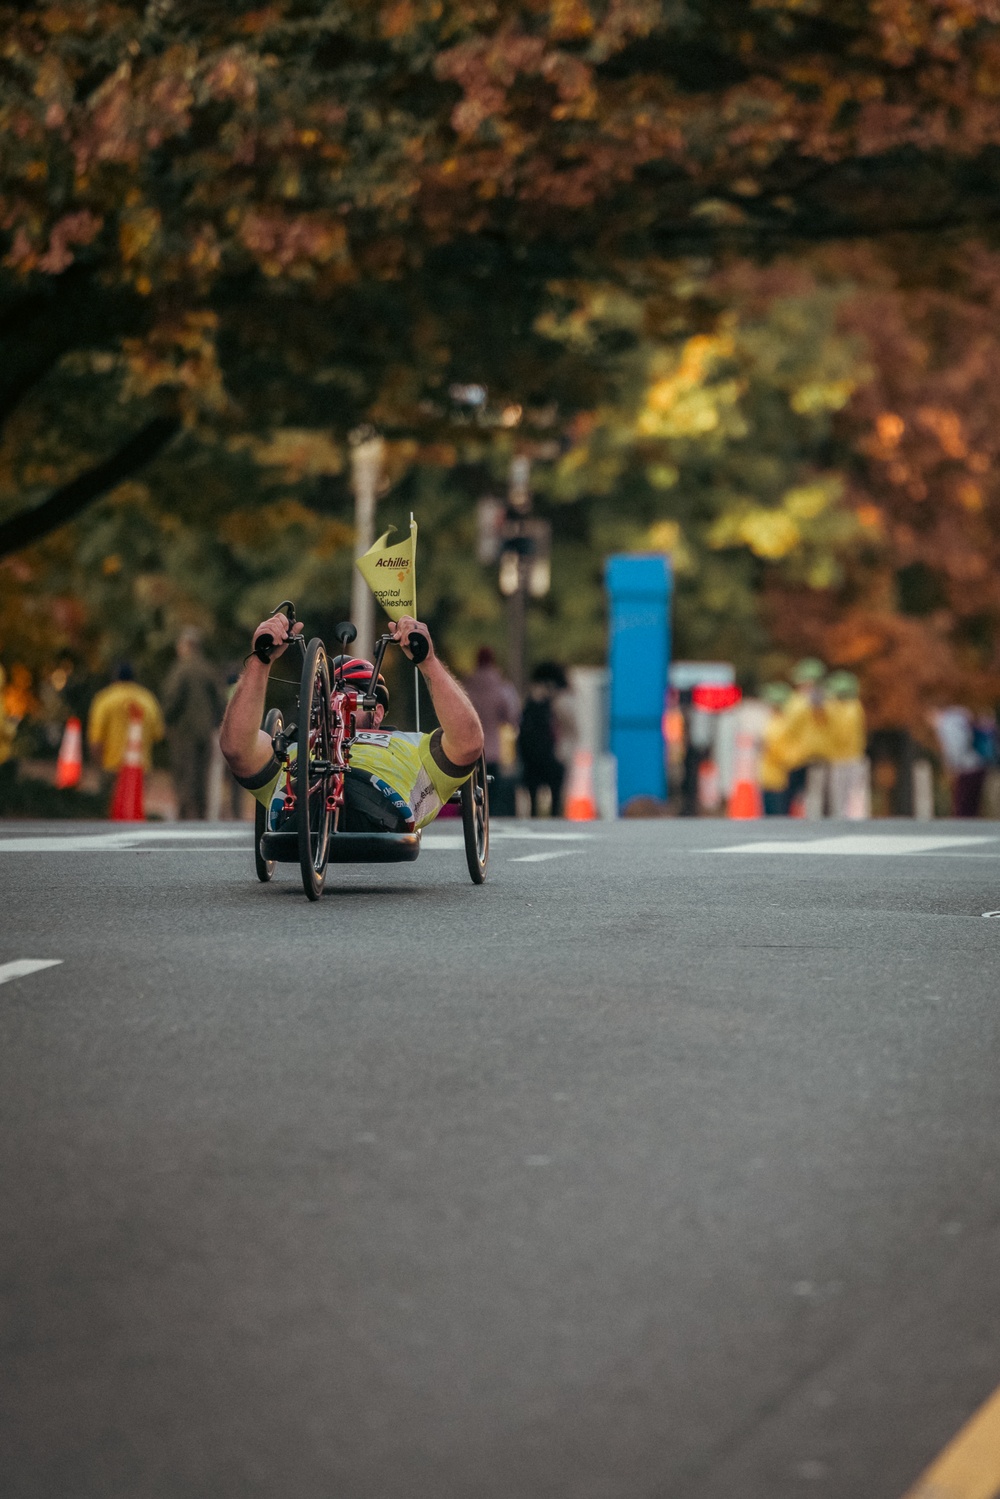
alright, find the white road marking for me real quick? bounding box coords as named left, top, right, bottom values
left=916, top=851, right=1000, bottom=859
left=0, top=826, right=594, bottom=854
left=421, top=829, right=595, bottom=850
left=489, top=829, right=596, bottom=841
left=0, top=828, right=251, bottom=852
left=714, top=835, right=997, bottom=857
left=0, top=959, right=62, bottom=986
left=510, top=850, right=579, bottom=863
left=98, top=827, right=249, bottom=841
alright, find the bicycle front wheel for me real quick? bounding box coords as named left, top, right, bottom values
left=461, top=752, right=489, bottom=884
left=296, top=638, right=333, bottom=900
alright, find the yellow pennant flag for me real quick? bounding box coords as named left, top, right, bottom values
left=354, top=517, right=417, bottom=621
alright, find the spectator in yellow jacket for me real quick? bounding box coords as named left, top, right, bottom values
left=759, top=682, right=794, bottom=814
left=825, top=671, right=869, bottom=818
left=87, top=664, right=165, bottom=796
left=782, top=658, right=829, bottom=812
left=825, top=672, right=866, bottom=761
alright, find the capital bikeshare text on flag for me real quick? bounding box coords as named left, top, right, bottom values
left=354, top=519, right=417, bottom=621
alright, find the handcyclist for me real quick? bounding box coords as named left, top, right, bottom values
left=219, top=611, right=484, bottom=833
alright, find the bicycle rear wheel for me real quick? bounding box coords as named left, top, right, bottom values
left=296, top=639, right=333, bottom=900
left=461, top=753, right=489, bottom=883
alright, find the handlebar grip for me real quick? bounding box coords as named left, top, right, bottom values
left=408, top=632, right=429, bottom=664
left=255, top=602, right=296, bottom=664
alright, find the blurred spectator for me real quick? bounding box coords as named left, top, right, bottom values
left=464, top=646, right=521, bottom=817
left=759, top=681, right=794, bottom=815
left=782, top=658, right=828, bottom=815
left=552, top=667, right=578, bottom=780
left=86, top=663, right=165, bottom=798
left=163, top=628, right=225, bottom=820
left=664, top=689, right=686, bottom=793
left=976, top=714, right=1000, bottom=818
left=0, top=665, right=18, bottom=769
left=933, top=706, right=989, bottom=816
left=825, top=671, right=868, bottom=819
left=223, top=669, right=247, bottom=819
left=518, top=662, right=568, bottom=817
left=677, top=687, right=711, bottom=817
left=3, top=662, right=36, bottom=724
left=972, top=712, right=998, bottom=771
left=868, top=727, right=919, bottom=817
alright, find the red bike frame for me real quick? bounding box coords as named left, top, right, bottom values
left=263, top=626, right=407, bottom=832
left=272, top=682, right=358, bottom=828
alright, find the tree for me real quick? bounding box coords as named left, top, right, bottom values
left=6, top=1, right=1000, bottom=537
left=520, top=255, right=861, bottom=649
left=4, top=2, right=1000, bottom=722
left=766, top=243, right=1000, bottom=731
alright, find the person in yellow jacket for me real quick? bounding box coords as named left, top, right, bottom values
left=825, top=671, right=869, bottom=818
left=87, top=664, right=165, bottom=797
left=780, top=658, right=831, bottom=813
left=759, top=681, right=794, bottom=814
left=824, top=672, right=866, bottom=760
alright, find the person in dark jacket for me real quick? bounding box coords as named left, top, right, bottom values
left=518, top=661, right=568, bottom=817
left=162, top=628, right=224, bottom=819
left=464, top=647, right=520, bottom=817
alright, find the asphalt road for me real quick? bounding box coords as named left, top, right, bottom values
left=2, top=815, right=1000, bottom=1499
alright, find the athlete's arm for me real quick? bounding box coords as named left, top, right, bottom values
left=219, top=613, right=303, bottom=779
left=390, top=615, right=484, bottom=767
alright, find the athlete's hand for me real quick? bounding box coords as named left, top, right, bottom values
left=252, top=612, right=303, bottom=663
left=391, top=615, right=435, bottom=665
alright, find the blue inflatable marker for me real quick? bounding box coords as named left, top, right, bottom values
left=605, top=554, right=672, bottom=810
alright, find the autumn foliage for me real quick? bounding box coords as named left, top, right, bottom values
left=3, top=2, right=1000, bottom=730
left=768, top=246, right=1000, bottom=730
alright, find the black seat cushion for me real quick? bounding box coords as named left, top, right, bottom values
left=341, top=767, right=414, bottom=833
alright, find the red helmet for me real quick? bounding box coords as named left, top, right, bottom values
left=331, top=655, right=389, bottom=712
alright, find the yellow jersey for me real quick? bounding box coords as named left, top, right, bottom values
left=243, top=727, right=476, bottom=832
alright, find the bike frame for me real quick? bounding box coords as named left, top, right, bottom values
left=269, top=631, right=397, bottom=832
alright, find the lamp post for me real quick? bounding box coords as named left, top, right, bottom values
left=489, top=455, right=551, bottom=695
left=504, top=456, right=530, bottom=695
left=348, top=426, right=385, bottom=659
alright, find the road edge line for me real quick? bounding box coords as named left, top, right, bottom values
left=901, top=1382, right=1000, bottom=1499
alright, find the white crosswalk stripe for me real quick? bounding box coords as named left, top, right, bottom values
left=714, top=834, right=998, bottom=857
left=510, top=850, right=579, bottom=864
left=0, top=959, right=62, bottom=987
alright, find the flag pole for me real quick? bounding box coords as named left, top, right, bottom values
left=411, top=512, right=420, bottom=734
left=348, top=429, right=385, bottom=660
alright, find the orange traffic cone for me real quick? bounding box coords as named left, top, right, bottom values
left=110, top=707, right=145, bottom=821
left=54, top=716, right=83, bottom=789
left=565, top=749, right=598, bottom=821
left=727, top=730, right=763, bottom=819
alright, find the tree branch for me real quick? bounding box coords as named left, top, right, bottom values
left=0, top=415, right=180, bottom=559
left=0, top=266, right=146, bottom=435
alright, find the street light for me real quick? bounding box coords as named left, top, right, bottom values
left=348, top=425, right=385, bottom=659
left=477, top=457, right=551, bottom=694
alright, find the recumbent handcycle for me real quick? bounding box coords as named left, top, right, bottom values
left=251, top=603, right=489, bottom=901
